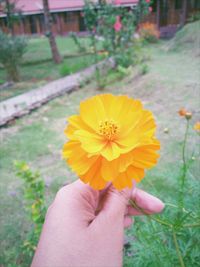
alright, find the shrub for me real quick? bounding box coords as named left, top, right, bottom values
left=83, top=0, right=152, bottom=83
left=187, top=11, right=200, bottom=23
left=0, top=78, right=5, bottom=85
left=69, top=32, right=86, bottom=53
left=0, top=31, right=27, bottom=81
left=138, top=22, right=160, bottom=43
left=124, top=111, right=200, bottom=267
left=115, top=47, right=135, bottom=68
left=15, top=161, right=46, bottom=262
left=140, top=63, right=149, bottom=75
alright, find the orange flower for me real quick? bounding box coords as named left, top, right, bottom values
left=63, top=94, right=160, bottom=190
left=178, top=108, right=193, bottom=119
left=178, top=108, right=187, bottom=116
left=194, top=122, right=200, bottom=132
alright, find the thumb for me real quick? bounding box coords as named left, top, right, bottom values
left=98, top=186, right=133, bottom=222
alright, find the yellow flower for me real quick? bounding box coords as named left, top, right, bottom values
left=194, top=122, right=200, bottom=132
left=63, top=94, right=160, bottom=190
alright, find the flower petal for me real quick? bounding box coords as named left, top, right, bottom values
left=101, top=141, right=121, bottom=161
left=74, top=130, right=106, bottom=153
left=113, top=172, right=133, bottom=190
left=80, top=95, right=106, bottom=131
left=68, top=146, right=99, bottom=175
left=62, top=141, right=80, bottom=159
left=64, top=124, right=77, bottom=140
left=101, top=157, right=119, bottom=181
left=68, top=115, right=93, bottom=132
left=126, top=165, right=145, bottom=182
left=131, top=147, right=160, bottom=169
left=80, top=158, right=107, bottom=190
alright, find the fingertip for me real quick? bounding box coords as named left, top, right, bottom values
left=147, top=193, right=165, bottom=213
left=156, top=199, right=165, bottom=213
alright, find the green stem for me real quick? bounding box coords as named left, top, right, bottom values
left=180, top=119, right=190, bottom=207
left=183, top=223, right=200, bottom=228
left=165, top=203, right=198, bottom=219
left=129, top=199, right=172, bottom=228
left=172, top=229, right=185, bottom=267
left=182, top=120, right=189, bottom=168
left=92, top=34, right=101, bottom=88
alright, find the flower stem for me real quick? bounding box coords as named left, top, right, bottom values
left=183, top=222, right=200, bottom=228
left=182, top=119, right=189, bottom=168
left=172, top=229, right=185, bottom=267
left=165, top=203, right=198, bottom=219
left=129, top=199, right=172, bottom=228
left=180, top=119, right=190, bottom=207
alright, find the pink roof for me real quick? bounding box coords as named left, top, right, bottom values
left=0, top=0, right=138, bottom=16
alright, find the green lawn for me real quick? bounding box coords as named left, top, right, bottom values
left=0, top=38, right=200, bottom=266
left=23, top=36, right=91, bottom=63
left=0, top=36, right=103, bottom=101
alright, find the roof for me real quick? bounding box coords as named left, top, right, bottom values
left=0, top=0, right=139, bottom=16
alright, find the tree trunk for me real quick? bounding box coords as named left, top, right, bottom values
left=42, top=0, right=62, bottom=64
left=180, top=0, right=187, bottom=27
left=156, top=0, right=160, bottom=29
left=5, top=0, right=15, bottom=35
left=6, top=63, right=20, bottom=82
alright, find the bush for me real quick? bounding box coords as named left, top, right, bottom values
left=187, top=11, right=200, bottom=23
left=15, top=161, right=46, bottom=263
left=69, top=32, right=87, bottom=53
left=124, top=113, right=200, bottom=267
left=115, top=47, right=135, bottom=68
left=138, top=22, right=160, bottom=43
left=0, top=31, right=27, bottom=81
left=83, top=0, right=152, bottom=73
left=140, top=64, right=149, bottom=75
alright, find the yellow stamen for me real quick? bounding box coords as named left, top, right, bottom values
left=99, top=120, right=119, bottom=140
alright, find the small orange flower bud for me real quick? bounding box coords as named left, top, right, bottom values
left=178, top=108, right=187, bottom=116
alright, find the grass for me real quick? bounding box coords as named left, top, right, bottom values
left=23, top=36, right=92, bottom=63
left=0, top=36, right=103, bottom=101
left=165, top=20, right=200, bottom=56
left=0, top=27, right=200, bottom=266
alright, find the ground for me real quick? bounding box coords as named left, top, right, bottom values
left=0, top=36, right=200, bottom=266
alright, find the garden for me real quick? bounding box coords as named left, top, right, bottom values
left=0, top=0, right=200, bottom=266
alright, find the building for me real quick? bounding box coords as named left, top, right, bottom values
left=146, top=0, right=200, bottom=27
left=0, top=0, right=138, bottom=35
left=0, top=0, right=199, bottom=36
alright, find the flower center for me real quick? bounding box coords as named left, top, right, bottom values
left=99, top=120, right=119, bottom=140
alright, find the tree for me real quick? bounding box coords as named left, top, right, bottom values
left=0, top=0, right=22, bottom=36
left=0, top=30, right=27, bottom=81
left=42, top=0, right=62, bottom=64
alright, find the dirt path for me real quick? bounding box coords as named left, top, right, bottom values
left=0, top=59, right=114, bottom=126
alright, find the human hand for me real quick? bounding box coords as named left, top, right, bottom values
left=32, top=180, right=164, bottom=267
